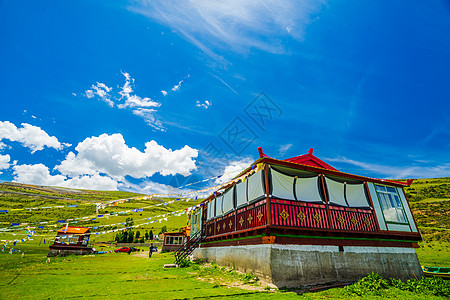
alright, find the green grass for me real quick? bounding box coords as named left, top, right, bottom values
left=1, top=242, right=448, bottom=299
left=416, top=241, right=450, bottom=267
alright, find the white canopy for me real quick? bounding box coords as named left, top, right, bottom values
left=247, top=170, right=266, bottom=203
left=222, top=187, right=235, bottom=214
left=236, top=180, right=247, bottom=208
left=346, top=183, right=370, bottom=208
left=215, top=195, right=224, bottom=217
left=295, top=176, right=322, bottom=202
left=271, top=168, right=295, bottom=200
left=325, top=177, right=347, bottom=207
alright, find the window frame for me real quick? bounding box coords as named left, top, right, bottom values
left=374, top=184, right=409, bottom=225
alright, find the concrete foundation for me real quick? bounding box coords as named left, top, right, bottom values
left=193, top=244, right=423, bottom=288
left=47, top=248, right=94, bottom=257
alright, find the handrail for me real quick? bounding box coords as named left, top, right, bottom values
left=174, top=230, right=203, bottom=265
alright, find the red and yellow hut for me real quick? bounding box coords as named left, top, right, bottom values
left=48, top=226, right=94, bottom=257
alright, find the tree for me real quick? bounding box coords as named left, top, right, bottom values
left=145, top=231, right=149, bottom=240
left=125, top=217, right=134, bottom=227
left=136, top=230, right=140, bottom=240
left=127, top=231, right=134, bottom=243
left=149, top=230, right=154, bottom=241
left=159, top=226, right=167, bottom=235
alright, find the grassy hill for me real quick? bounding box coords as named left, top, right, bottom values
left=0, top=182, right=202, bottom=244
left=404, top=178, right=450, bottom=243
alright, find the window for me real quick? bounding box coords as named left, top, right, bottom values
left=375, top=185, right=407, bottom=223
left=165, top=236, right=183, bottom=245
left=69, top=236, right=79, bottom=244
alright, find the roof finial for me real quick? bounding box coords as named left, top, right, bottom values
left=258, top=147, right=265, bottom=158
left=308, top=148, right=313, bottom=155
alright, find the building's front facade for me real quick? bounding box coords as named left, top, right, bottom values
left=48, top=226, right=94, bottom=257
left=192, top=149, right=422, bottom=287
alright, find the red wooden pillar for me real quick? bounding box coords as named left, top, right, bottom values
left=320, top=174, right=332, bottom=229
left=264, top=163, right=272, bottom=227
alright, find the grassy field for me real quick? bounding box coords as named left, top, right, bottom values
left=1, top=242, right=448, bottom=299
left=0, top=178, right=449, bottom=299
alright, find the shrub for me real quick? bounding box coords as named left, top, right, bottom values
left=178, top=258, right=191, bottom=268
left=346, top=273, right=450, bottom=297
left=391, top=276, right=450, bottom=297
left=345, top=273, right=389, bottom=296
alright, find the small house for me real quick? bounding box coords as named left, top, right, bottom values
left=161, top=227, right=190, bottom=252
left=48, top=226, right=95, bottom=257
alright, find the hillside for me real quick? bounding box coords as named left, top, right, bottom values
left=404, top=177, right=450, bottom=242
left=0, top=178, right=449, bottom=243
left=0, top=182, right=202, bottom=243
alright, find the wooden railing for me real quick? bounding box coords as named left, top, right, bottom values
left=329, top=206, right=377, bottom=232
left=204, top=198, right=378, bottom=238
left=271, top=199, right=329, bottom=229
left=205, top=200, right=267, bottom=238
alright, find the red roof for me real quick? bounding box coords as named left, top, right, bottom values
left=58, top=226, right=90, bottom=234
left=283, top=148, right=338, bottom=171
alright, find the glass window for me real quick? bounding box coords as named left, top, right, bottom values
left=375, top=185, right=407, bottom=223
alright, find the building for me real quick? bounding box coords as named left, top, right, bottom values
left=162, top=227, right=190, bottom=252
left=191, top=148, right=423, bottom=287
left=48, top=226, right=95, bottom=257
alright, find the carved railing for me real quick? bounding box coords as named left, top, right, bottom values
left=329, top=206, right=377, bottom=232
left=271, top=199, right=329, bottom=229
left=204, top=198, right=378, bottom=238
left=205, top=200, right=267, bottom=238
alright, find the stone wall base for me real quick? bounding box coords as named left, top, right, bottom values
left=193, top=244, right=423, bottom=288
left=47, top=249, right=94, bottom=257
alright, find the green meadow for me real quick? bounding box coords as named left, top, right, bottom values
left=0, top=178, right=449, bottom=299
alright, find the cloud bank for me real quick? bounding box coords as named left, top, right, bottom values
left=0, top=121, right=70, bottom=153
left=11, top=133, right=199, bottom=191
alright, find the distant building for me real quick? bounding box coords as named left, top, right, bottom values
left=48, top=226, right=95, bottom=257
left=162, top=227, right=190, bottom=252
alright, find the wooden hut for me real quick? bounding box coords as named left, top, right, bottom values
left=192, top=148, right=423, bottom=287
left=162, top=227, right=190, bottom=252
left=48, top=226, right=95, bottom=257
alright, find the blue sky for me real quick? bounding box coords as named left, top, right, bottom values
left=0, top=0, right=449, bottom=193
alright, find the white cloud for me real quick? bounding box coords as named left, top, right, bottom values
left=131, top=0, right=323, bottom=58
left=0, top=154, right=10, bottom=173
left=171, top=80, right=183, bottom=92
left=142, top=180, right=182, bottom=194
left=89, top=82, right=114, bottom=107
left=132, top=108, right=165, bottom=131
left=326, top=156, right=450, bottom=179
left=83, top=72, right=164, bottom=128
left=0, top=121, right=70, bottom=153
left=85, top=90, right=94, bottom=98
left=118, top=71, right=134, bottom=99
left=118, top=95, right=160, bottom=109
left=215, top=159, right=253, bottom=184
left=55, top=133, right=198, bottom=179
left=12, top=163, right=119, bottom=190
left=13, top=164, right=67, bottom=186
left=279, top=143, right=293, bottom=156
left=0, top=141, right=7, bottom=150
left=161, top=90, right=168, bottom=96
left=196, top=100, right=212, bottom=109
